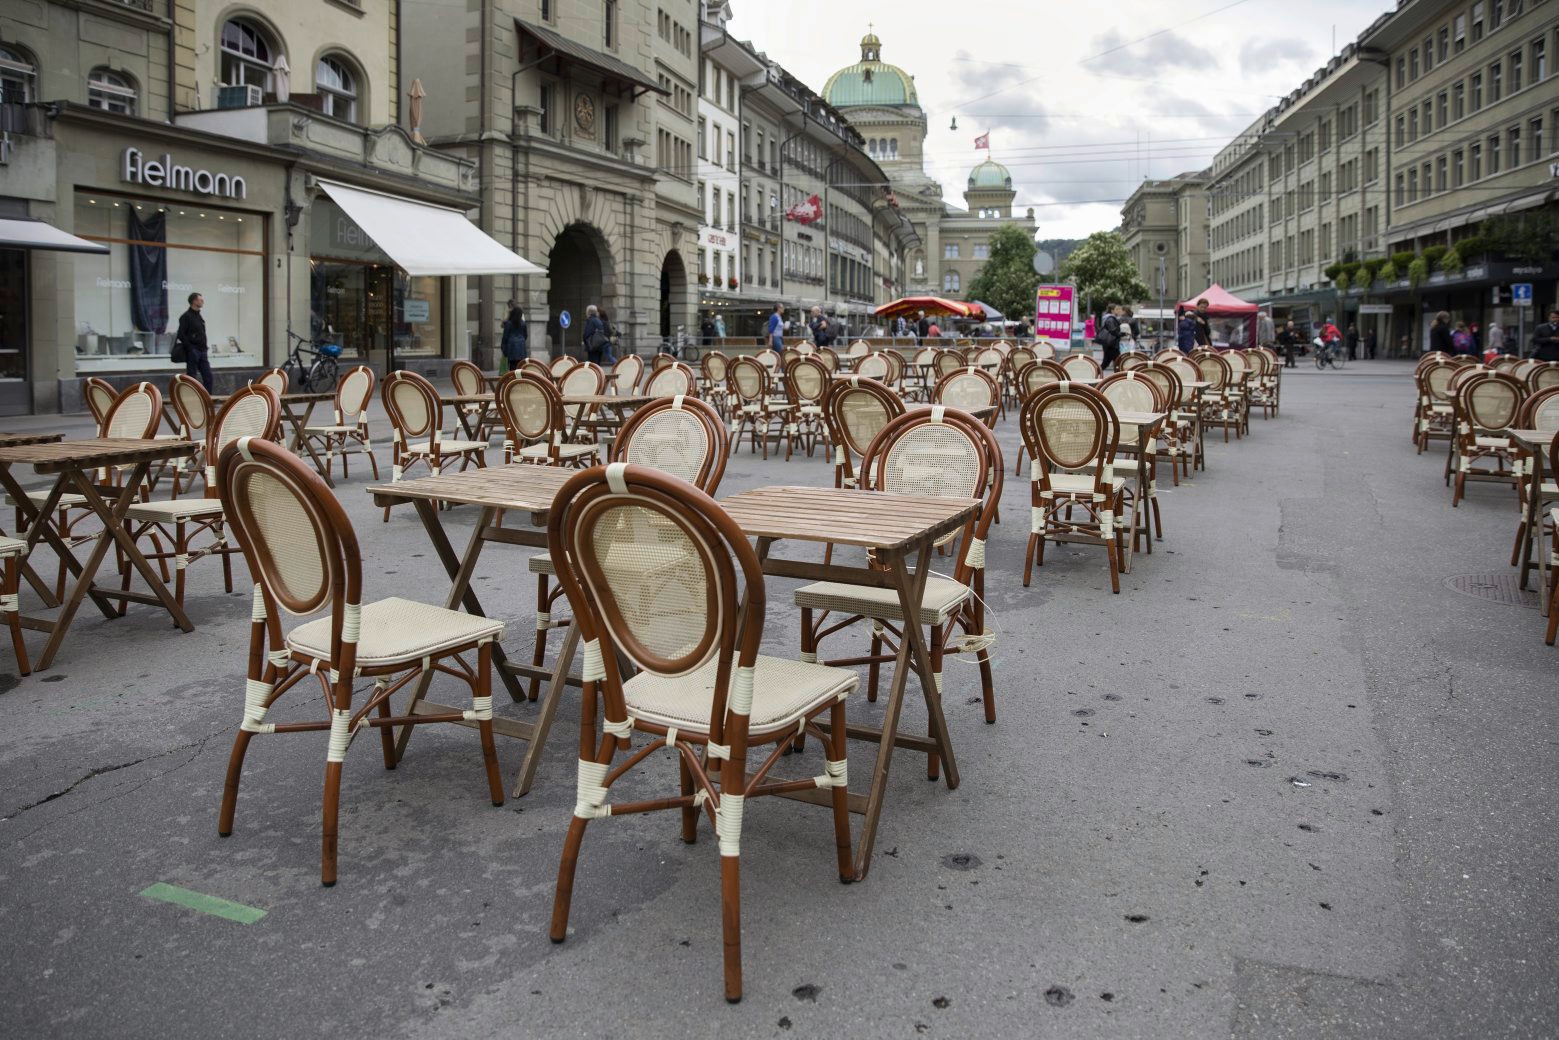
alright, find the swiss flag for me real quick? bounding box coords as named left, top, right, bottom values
left=786, top=193, right=822, bottom=224
left=974, top=131, right=990, bottom=150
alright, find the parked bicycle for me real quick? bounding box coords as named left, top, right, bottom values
left=284, top=330, right=342, bottom=393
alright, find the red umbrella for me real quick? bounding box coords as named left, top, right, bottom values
left=873, top=296, right=984, bottom=321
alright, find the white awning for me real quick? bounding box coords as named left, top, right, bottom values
left=0, top=218, right=109, bottom=254
left=316, top=180, right=545, bottom=277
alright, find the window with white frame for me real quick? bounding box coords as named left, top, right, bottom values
left=220, top=18, right=278, bottom=90
left=87, top=68, right=136, bottom=115
left=0, top=45, right=37, bottom=103
left=315, top=55, right=358, bottom=123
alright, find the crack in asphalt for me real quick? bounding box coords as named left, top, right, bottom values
left=2, top=728, right=225, bottom=837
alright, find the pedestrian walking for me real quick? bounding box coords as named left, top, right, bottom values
left=1487, top=321, right=1505, bottom=356
left=1115, top=306, right=1137, bottom=362
left=713, top=313, right=726, bottom=339
left=1177, top=308, right=1197, bottom=353
left=598, top=307, right=619, bottom=365
left=700, top=311, right=715, bottom=347
left=583, top=304, right=608, bottom=364
left=500, top=299, right=527, bottom=371
left=808, top=305, right=833, bottom=347
left=1095, top=307, right=1122, bottom=367
left=1364, top=327, right=1377, bottom=359
left=1428, top=311, right=1454, bottom=356
left=1534, top=309, right=1559, bottom=361
left=1345, top=322, right=1359, bottom=360
left=1278, top=320, right=1300, bottom=367
left=1190, top=298, right=1214, bottom=348
left=1452, top=321, right=1474, bottom=356
left=175, top=291, right=212, bottom=391
left=767, top=303, right=786, bottom=351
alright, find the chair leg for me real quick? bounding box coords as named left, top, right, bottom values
left=320, top=758, right=344, bottom=886
left=828, top=699, right=852, bottom=882
left=550, top=815, right=592, bottom=943
left=719, top=855, right=744, bottom=1003
left=1546, top=583, right=1559, bottom=645
left=680, top=751, right=698, bottom=843
left=1023, top=532, right=1036, bottom=586
left=1106, top=527, right=1121, bottom=594
left=217, top=729, right=257, bottom=837
left=375, top=681, right=397, bottom=769
left=926, top=625, right=945, bottom=781
left=5, top=555, right=28, bottom=676
left=476, top=642, right=504, bottom=806
left=866, top=622, right=883, bottom=703
left=529, top=576, right=551, bottom=701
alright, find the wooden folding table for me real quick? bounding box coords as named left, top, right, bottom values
left=1507, top=427, right=1557, bottom=606
left=368, top=465, right=577, bottom=796
left=718, top=485, right=978, bottom=880
left=0, top=438, right=197, bottom=669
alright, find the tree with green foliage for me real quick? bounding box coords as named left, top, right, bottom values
left=1057, top=231, right=1150, bottom=318
left=965, top=225, right=1042, bottom=321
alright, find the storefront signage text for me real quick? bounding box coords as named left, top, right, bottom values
left=122, top=148, right=247, bottom=200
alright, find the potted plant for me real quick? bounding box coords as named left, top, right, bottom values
left=1407, top=255, right=1429, bottom=289
left=727, top=276, right=739, bottom=289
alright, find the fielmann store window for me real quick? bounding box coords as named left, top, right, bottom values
left=308, top=196, right=444, bottom=363
left=72, top=191, right=264, bottom=371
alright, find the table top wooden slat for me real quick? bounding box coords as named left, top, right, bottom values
left=1504, top=428, right=1559, bottom=449
left=367, top=464, right=575, bottom=511
left=563, top=394, right=655, bottom=407
left=213, top=391, right=334, bottom=405
left=0, top=437, right=196, bottom=472
left=720, top=486, right=978, bottom=551
left=1116, top=411, right=1167, bottom=428
left=0, top=432, right=66, bottom=449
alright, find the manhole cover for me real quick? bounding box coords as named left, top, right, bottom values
left=1442, top=573, right=1540, bottom=608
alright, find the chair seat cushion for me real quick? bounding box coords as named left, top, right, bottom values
left=625, top=655, right=855, bottom=738
left=1474, top=436, right=1511, bottom=449
left=304, top=424, right=364, bottom=434
left=794, top=574, right=972, bottom=626
left=125, top=498, right=226, bottom=522
left=405, top=439, right=487, bottom=454
left=1048, top=472, right=1126, bottom=495
left=527, top=551, right=555, bottom=576
left=0, top=535, right=27, bottom=557
left=286, top=597, right=504, bottom=668
left=517, top=442, right=599, bottom=461
left=8, top=491, right=87, bottom=509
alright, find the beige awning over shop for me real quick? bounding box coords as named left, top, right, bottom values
left=0, top=218, right=109, bottom=254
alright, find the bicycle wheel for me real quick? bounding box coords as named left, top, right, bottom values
left=1332, top=349, right=1347, bottom=369
left=307, top=358, right=339, bottom=393
left=1314, top=350, right=1326, bottom=370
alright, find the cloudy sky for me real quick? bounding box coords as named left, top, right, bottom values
left=726, top=0, right=1395, bottom=238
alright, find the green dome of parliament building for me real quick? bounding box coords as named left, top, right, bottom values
left=968, top=159, right=1013, bottom=190
left=823, top=32, right=920, bottom=108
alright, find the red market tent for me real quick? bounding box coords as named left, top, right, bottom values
left=1179, top=284, right=1259, bottom=348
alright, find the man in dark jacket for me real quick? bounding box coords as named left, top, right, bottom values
left=1364, top=327, right=1378, bottom=359
left=1278, top=320, right=1301, bottom=368
left=1344, top=322, right=1359, bottom=360
left=1191, top=298, right=1214, bottom=348
left=582, top=304, right=607, bottom=364
left=1428, top=311, right=1454, bottom=356
left=176, top=291, right=212, bottom=390
left=1176, top=308, right=1197, bottom=352
left=915, top=310, right=930, bottom=341
left=1535, top=309, right=1559, bottom=361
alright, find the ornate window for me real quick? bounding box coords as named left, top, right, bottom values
left=315, top=55, right=358, bottom=123
left=0, top=45, right=36, bottom=104
left=942, top=271, right=961, bottom=292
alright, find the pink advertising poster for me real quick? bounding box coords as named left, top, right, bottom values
left=1033, top=284, right=1075, bottom=351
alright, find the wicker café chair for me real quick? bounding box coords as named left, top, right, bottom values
left=520, top=358, right=553, bottom=383
left=381, top=370, right=487, bottom=520
left=121, top=385, right=281, bottom=607
left=795, top=407, right=1001, bottom=737
left=932, top=349, right=964, bottom=382
left=880, top=348, right=905, bottom=389
left=1098, top=371, right=1168, bottom=547
left=1021, top=382, right=1128, bottom=593
left=1009, top=346, right=1036, bottom=372
left=1117, top=352, right=1149, bottom=372
left=546, top=463, right=856, bottom=1004
left=754, top=348, right=783, bottom=376
left=932, top=367, right=1000, bottom=427
left=1451, top=372, right=1526, bottom=506
left=168, top=374, right=215, bottom=496
left=1011, top=360, right=1070, bottom=474
left=0, top=536, right=29, bottom=675
left=612, top=353, right=646, bottom=395
left=528, top=396, right=728, bottom=699
left=550, top=354, right=580, bottom=378
left=495, top=371, right=600, bottom=467
left=1527, top=362, right=1559, bottom=393
left=213, top=437, right=504, bottom=885
left=646, top=361, right=698, bottom=398
left=1031, top=342, right=1057, bottom=361
left=817, top=346, right=840, bottom=373
left=1195, top=352, right=1242, bottom=442
left=1138, top=362, right=1192, bottom=484
left=727, top=356, right=793, bottom=459
left=451, top=360, right=501, bottom=443
left=699, top=352, right=732, bottom=415
left=256, top=367, right=289, bottom=398
left=558, top=361, right=608, bottom=442
left=847, top=339, right=871, bottom=361
left=822, top=376, right=905, bottom=488
left=1220, top=349, right=1253, bottom=434
left=1415, top=360, right=1459, bottom=453
left=784, top=355, right=831, bottom=458
left=1508, top=387, right=1559, bottom=566
left=84, top=376, right=117, bottom=427
left=855, top=352, right=892, bottom=382
left=301, top=365, right=379, bottom=481
left=1491, top=356, right=1523, bottom=373
left=1060, top=354, right=1102, bottom=380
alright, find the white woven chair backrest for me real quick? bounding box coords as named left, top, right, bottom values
left=614, top=354, right=645, bottom=392
left=1100, top=374, right=1159, bottom=414
left=933, top=351, right=963, bottom=379
left=913, top=346, right=937, bottom=365
left=937, top=370, right=996, bottom=410
left=1512, top=359, right=1538, bottom=382
left=221, top=440, right=340, bottom=618
left=620, top=403, right=717, bottom=487
left=755, top=349, right=781, bottom=372
left=1031, top=387, right=1114, bottom=472
left=700, top=352, right=728, bottom=385
left=550, top=355, right=579, bottom=377
left=1032, top=343, right=1056, bottom=360
left=560, top=363, right=602, bottom=398
left=729, top=358, right=767, bottom=403
left=1462, top=375, right=1524, bottom=430
left=645, top=364, right=695, bottom=398
left=1530, top=364, right=1559, bottom=391
left=880, top=419, right=985, bottom=509
left=834, top=385, right=899, bottom=457
left=856, top=353, right=891, bottom=381
left=450, top=361, right=485, bottom=397
left=1527, top=389, right=1559, bottom=431
left=1138, top=365, right=1180, bottom=409
left=500, top=374, right=557, bottom=442
left=171, top=377, right=213, bottom=435
left=256, top=368, right=288, bottom=398
left=336, top=366, right=375, bottom=423
left=817, top=348, right=839, bottom=372
left=384, top=372, right=438, bottom=441
left=103, top=382, right=160, bottom=439
left=789, top=357, right=828, bottom=404
left=85, top=379, right=117, bottom=425
left=1021, top=361, right=1064, bottom=397
left=1060, top=354, right=1101, bottom=380
left=848, top=340, right=870, bottom=358
left=976, top=348, right=1002, bottom=368
left=213, top=387, right=279, bottom=459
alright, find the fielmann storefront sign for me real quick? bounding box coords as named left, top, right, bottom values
left=121, top=147, right=248, bottom=200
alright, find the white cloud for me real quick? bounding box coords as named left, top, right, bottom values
left=725, top=0, right=1395, bottom=237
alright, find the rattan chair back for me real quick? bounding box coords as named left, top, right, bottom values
left=84, top=377, right=118, bottom=426
left=1137, top=363, right=1182, bottom=409
left=651, top=353, right=675, bottom=372
left=781, top=348, right=801, bottom=369
left=932, top=367, right=999, bottom=412
left=256, top=368, right=289, bottom=398
left=1527, top=362, right=1559, bottom=392
left=823, top=376, right=905, bottom=478
left=382, top=370, right=443, bottom=447
left=550, top=355, right=580, bottom=377
left=170, top=374, right=214, bottom=439
left=913, top=346, right=938, bottom=366
left=613, top=396, right=728, bottom=492
left=856, top=353, right=891, bottom=381
left=1194, top=353, right=1230, bottom=390
left=1491, top=356, right=1522, bottom=372
left=1447, top=365, right=1490, bottom=396
left=1098, top=371, right=1164, bottom=413
left=102, top=382, right=163, bottom=439
left=932, top=350, right=964, bottom=380
left=700, top=351, right=729, bottom=388
left=847, top=340, right=870, bottom=359
left=755, top=348, right=782, bottom=374
left=1060, top=354, right=1102, bottom=380
left=786, top=356, right=830, bottom=409
left=1020, top=382, right=1119, bottom=499
left=645, top=362, right=697, bottom=398
left=450, top=360, right=486, bottom=398
left=1457, top=372, right=1525, bottom=431
left=495, top=371, right=563, bottom=452
left=1010, top=346, right=1036, bottom=371
left=1422, top=360, right=1458, bottom=403
left=1017, top=358, right=1069, bottom=398
left=334, top=365, right=376, bottom=424
left=860, top=407, right=997, bottom=557
left=208, top=384, right=282, bottom=488
left=1117, top=352, right=1149, bottom=371
left=1511, top=359, right=1538, bottom=383
left=1415, top=352, right=1452, bottom=375
left=613, top=354, right=645, bottom=393
left=817, top=347, right=840, bottom=372
left=728, top=356, right=769, bottom=406
left=1517, top=386, right=1559, bottom=430
left=976, top=347, right=1003, bottom=370
left=881, top=349, right=904, bottom=385
left=520, top=359, right=553, bottom=382
left=1031, top=342, right=1056, bottom=360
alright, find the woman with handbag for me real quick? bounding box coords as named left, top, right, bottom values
left=500, top=300, right=527, bottom=372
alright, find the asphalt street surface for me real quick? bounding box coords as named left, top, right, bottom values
left=1, top=359, right=1554, bottom=1039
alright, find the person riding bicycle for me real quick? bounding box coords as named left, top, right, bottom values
left=1316, top=318, right=1343, bottom=367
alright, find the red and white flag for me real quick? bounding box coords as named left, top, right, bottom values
left=785, top=193, right=822, bottom=224
left=973, top=131, right=990, bottom=150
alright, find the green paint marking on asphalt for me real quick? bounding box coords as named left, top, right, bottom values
left=139, top=883, right=267, bottom=924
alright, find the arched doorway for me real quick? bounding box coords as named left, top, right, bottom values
left=659, top=249, right=688, bottom=344
left=546, top=223, right=608, bottom=358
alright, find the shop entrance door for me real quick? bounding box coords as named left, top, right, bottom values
left=0, top=250, right=31, bottom=415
